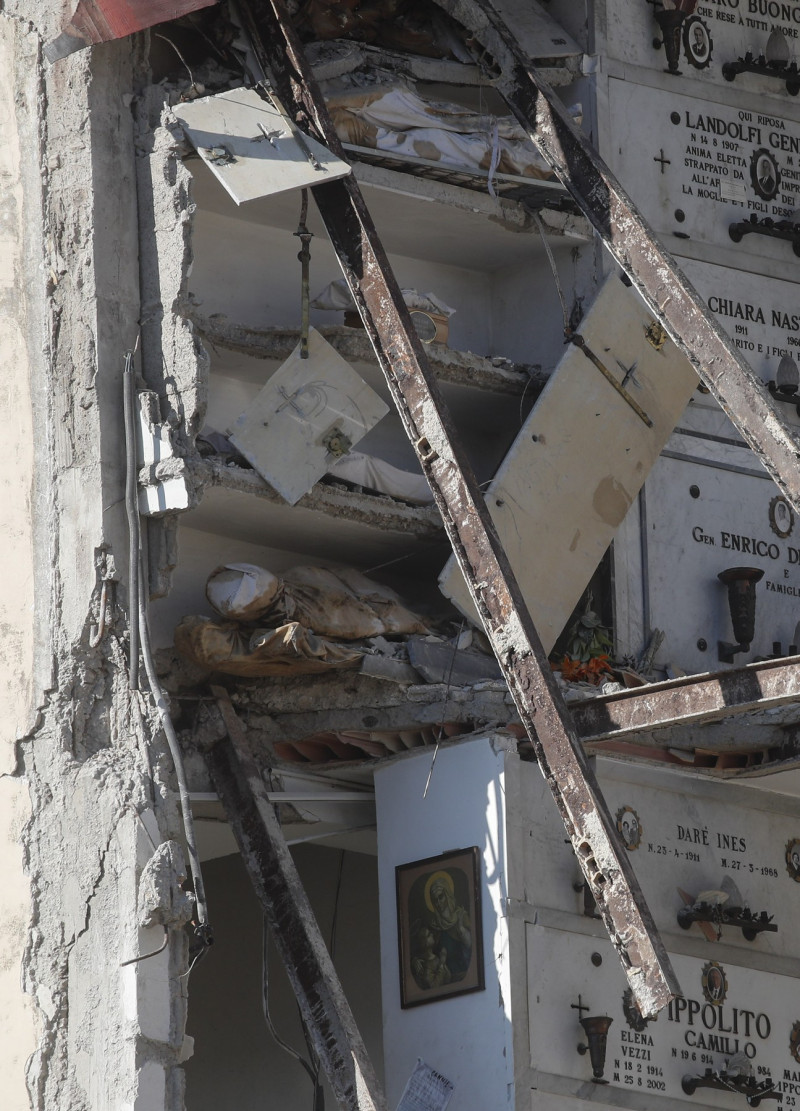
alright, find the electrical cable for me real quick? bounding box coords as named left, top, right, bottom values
left=423, top=619, right=465, bottom=800
left=533, top=212, right=570, bottom=335
left=122, top=350, right=140, bottom=689
left=120, top=927, right=169, bottom=967
left=137, top=552, right=212, bottom=946
left=261, top=915, right=320, bottom=1091
left=123, top=353, right=212, bottom=954
left=329, top=850, right=345, bottom=964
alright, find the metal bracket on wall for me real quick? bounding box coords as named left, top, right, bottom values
left=236, top=0, right=679, bottom=1017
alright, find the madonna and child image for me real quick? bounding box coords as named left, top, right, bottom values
left=396, top=847, right=485, bottom=1007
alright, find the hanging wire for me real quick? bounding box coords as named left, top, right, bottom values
left=261, top=914, right=322, bottom=1109
left=122, top=348, right=212, bottom=962
left=533, top=212, right=571, bottom=335
left=121, top=927, right=169, bottom=967
left=329, top=850, right=345, bottom=963
left=123, top=349, right=140, bottom=689
left=423, top=619, right=465, bottom=799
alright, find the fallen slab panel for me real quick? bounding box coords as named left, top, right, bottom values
left=440, top=274, right=698, bottom=650
left=433, top=0, right=800, bottom=512
left=172, top=87, right=351, bottom=203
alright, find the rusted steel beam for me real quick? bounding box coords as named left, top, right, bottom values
left=206, top=689, right=387, bottom=1111
left=45, top=0, right=218, bottom=62
left=237, top=0, right=679, bottom=1016
left=432, top=0, right=800, bottom=512
left=572, top=656, right=800, bottom=744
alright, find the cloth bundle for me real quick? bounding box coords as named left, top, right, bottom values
left=326, top=83, right=581, bottom=181
left=175, top=563, right=428, bottom=676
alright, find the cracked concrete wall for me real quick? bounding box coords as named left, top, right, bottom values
left=0, top=15, right=51, bottom=1107
left=0, top=7, right=197, bottom=1108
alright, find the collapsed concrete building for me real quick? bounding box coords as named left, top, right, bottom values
left=3, top=1, right=800, bottom=1109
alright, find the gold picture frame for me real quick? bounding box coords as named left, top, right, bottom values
left=396, top=847, right=484, bottom=1008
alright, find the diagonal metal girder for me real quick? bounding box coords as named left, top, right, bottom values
left=433, top=0, right=800, bottom=513
left=207, top=689, right=387, bottom=1111
left=238, top=0, right=679, bottom=1016
left=571, top=654, right=800, bottom=745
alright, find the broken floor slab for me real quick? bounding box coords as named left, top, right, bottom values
left=189, top=314, right=547, bottom=394
left=186, top=455, right=444, bottom=556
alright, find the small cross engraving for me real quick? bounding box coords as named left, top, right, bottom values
left=654, top=149, right=671, bottom=174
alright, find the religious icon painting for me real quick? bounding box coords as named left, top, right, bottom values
left=396, top=847, right=485, bottom=1008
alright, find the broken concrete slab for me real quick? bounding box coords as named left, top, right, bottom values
left=440, top=274, right=698, bottom=652
left=171, top=87, right=351, bottom=204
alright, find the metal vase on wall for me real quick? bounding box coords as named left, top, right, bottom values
left=653, top=0, right=699, bottom=74
left=718, top=566, right=763, bottom=662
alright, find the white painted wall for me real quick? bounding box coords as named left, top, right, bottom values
left=375, top=736, right=515, bottom=1111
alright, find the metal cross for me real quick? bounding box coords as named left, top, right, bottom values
left=617, top=359, right=642, bottom=390
left=654, top=149, right=671, bottom=173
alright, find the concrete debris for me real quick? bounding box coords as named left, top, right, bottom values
left=407, top=634, right=502, bottom=685
left=137, top=840, right=195, bottom=930
left=190, top=313, right=544, bottom=395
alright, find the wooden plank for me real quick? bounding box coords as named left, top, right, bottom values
left=45, top=0, right=218, bottom=62
left=206, top=689, right=387, bottom=1111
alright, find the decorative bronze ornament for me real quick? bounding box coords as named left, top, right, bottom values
left=786, top=838, right=800, bottom=882
left=616, top=805, right=642, bottom=851
left=701, top=961, right=728, bottom=1006
left=644, top=320, right=668, bottom=351
left=622, top=987, right=654, bottom=1032
left=578, top=1015, right=614, bottom=1083
left=683, top=16, right=713, bottom=69
left=718, top=566, right=763, bottom=663
left=751, top=148, right=781, bottom=202
left=769, top=495, right=794, bottom=540
left=790, top=1020, right=800, bottom=1064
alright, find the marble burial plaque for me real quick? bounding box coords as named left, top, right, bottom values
left=527, top=927, right=800, bottom=1106
left=643, top=446, right=800, bottom=674
left=518, top=760, right=800, bottom=961
left=438, top=275, right=697, bottom=653
left=682, top=257, right=800, bottom=386
left=602, top=0, right=800, bottom=94
left=608, top=79, right=800, bottom=266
